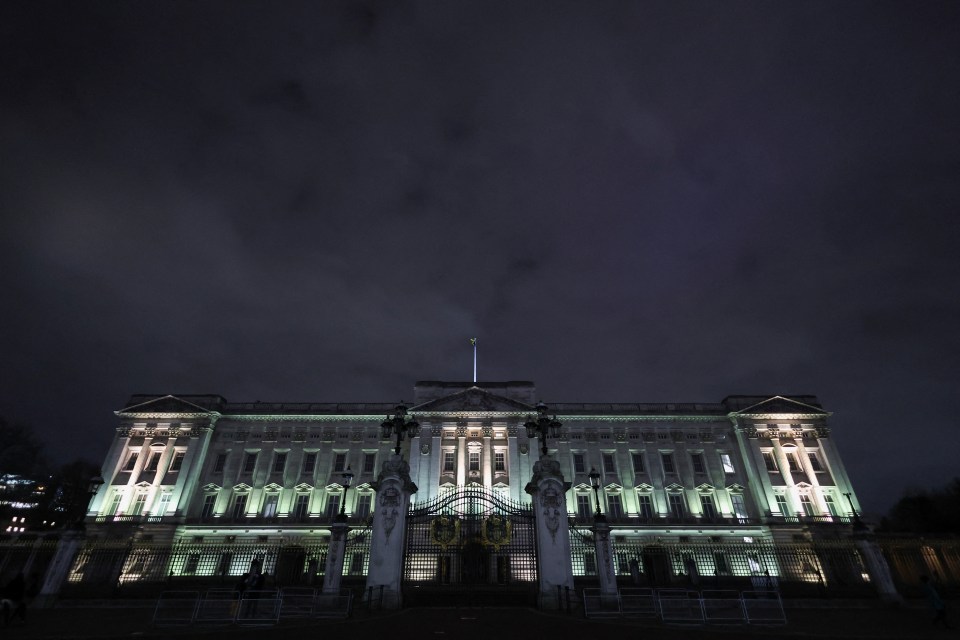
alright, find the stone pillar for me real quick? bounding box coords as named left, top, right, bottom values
left=322, top=519, right=350, bottom=594
left=525, top=456, right=574, bottom=609
left=364, top=454, right=417, bottom=608
left=591, top=516, right=618, bottom=596
left=35, top=529, right=84, bottom=608
left=855, top=536, right=902, bottom=604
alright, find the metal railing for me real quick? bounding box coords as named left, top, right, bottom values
left=152, top=587, right=352, bottom=626
left=582, top=587, right=785, bottom=625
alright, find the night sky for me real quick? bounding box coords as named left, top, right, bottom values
left=2, top=2, right=958, bottom=517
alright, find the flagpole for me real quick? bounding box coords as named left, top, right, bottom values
left=471, top=338, right=477, bottom=383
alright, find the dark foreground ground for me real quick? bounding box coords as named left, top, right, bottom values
left=2, top=599, right=956, bottom=640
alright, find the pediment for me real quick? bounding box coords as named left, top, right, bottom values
left=665, top=483, right=685, bottom=492
left=439, top=481, right=456, bottom=490
left=492, top=481, right=510, bottom=489
left=726, top=483, right=745, bottom=493
left=604, top=483, right=622, bottom=492
left=294, top=483, right=313, bottom=492
left=635, top=483, right=654, bottom=492
left=732, top=396, right=827, bottom=417
left=233, top=483, right=252, bottom=492
left=203, top=483, right=222, bottom=492
left=573, top=482, right=592, bottom=491
left=117, top=394, right=219, bottom=416
left=263, top=483, right=283, bottom=493
left=696, top=483, right=715, bottom=493
left=355, top=482, right=373, bottom=491
left=411, top=387, right=534, bottom=414
left=134, top=481, right=151, bottom=489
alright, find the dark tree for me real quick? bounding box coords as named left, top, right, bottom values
left=881, top=479, right=960, bottom=534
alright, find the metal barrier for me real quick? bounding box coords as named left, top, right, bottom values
left=620, top=588, right=658, bottom=617
left=279, top=587, right=316, bottom=617
left=194, top=589, right=240, bottom=624
left=701, top=590, right=746, bottom=624
left=152, top=591, right=200, bottom=626
left=314, top=592, right=353, bottom=618
left=236, top=589, right=281, bottom=625
left=742, top=590, right=786, bottom=624
left=656, top=589, right=705, bottom=624
left=582, top=589, right=621, bottom=617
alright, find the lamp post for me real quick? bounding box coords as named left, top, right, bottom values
left=588, top=468, right=605, bottom=521
left=524, top=402, right=561, bottom=457
left=77, top=475, right=104, bottom=528
left=381, top=404, right=419, bottom=457
left=843, top=492, right=867, bottom=531
left=338, top=466, right=354, bottom=521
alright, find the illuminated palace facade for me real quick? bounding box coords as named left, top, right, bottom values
left=87, top=380, right=862, bottom=584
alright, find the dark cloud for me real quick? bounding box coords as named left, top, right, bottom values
left=1, top=1, right=959, bottom=515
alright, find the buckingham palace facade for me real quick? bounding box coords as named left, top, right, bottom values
left=73, top=380, right=879, bottom=598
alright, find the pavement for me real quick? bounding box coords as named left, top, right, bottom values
left=1, top=599, right=956, bottom=640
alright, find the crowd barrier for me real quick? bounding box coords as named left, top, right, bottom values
left=152, top=587, right=352, bottom=626
left=582, top=587, right=785, bottom=625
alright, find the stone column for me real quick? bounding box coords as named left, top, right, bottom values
left=35, top=529, right=84, bottom=608
left=364, top=454, right=417, bottom=608
left=322, top=519, right=350, bottom=594
left=591, top=516, right=618, bottom=597
left=525, top=456, right=574, bottom=609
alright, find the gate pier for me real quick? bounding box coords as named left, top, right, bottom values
left=525, top=456, right=574, bottom=608
left=365, top=454, right=417, bottom=608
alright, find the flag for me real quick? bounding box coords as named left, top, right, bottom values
left=470, top=338, right=477, bottom=346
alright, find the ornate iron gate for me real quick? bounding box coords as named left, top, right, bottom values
left=402, top=487, right=537, bottom=606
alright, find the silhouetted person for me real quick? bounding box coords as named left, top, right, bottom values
left=920, top=575, right=951, bottom=629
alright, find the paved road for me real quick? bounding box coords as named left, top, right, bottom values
left=3, top=601, right=955, bottom=639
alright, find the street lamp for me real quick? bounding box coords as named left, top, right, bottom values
left=588, top=467, right=605, bottom=520
left=76, top=475, right=104, bottom=528
left=381, top=404, right=419, bottom=457
left=843, top=492, right=867, bottom=531
left=524, top=402, right=562, bottom=457
left=338, top=466, right=354, bottom=520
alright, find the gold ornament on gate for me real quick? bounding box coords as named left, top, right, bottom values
left=430, top=515, right=460, bottom=550
left=481, top=514, right=512, bottom=551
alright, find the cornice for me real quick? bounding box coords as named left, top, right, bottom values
left=116, top=411, right=221, bottom=421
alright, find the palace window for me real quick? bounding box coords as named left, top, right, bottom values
left=799, top=494, right=816, bottom=516
left=356, top=494, right=372, bottom=519
left=123, top=452, right=139, bottom=472
left=273, top=453, right=287, bottom=474
left=303, top=453, right=317, bottom=474
left=262, top=494, right=279, bottom=518
left=577, top=494, right=592, bottom=519
left=700, top=494, right=717, bottom=520
left=108, top=492, right=123, bottom=515
left=334, top=453, right=347, bottom=472
left=763, top=451, right=778, bottom=472
left=469, top=451, right=480, bottom=472
left=146, top=452, right=162, bottom=473
left=214, top=453, right=227, bottom=473
left=325, top=494, right=341, bottom=517
left=691, top=453, right=705, bottom=474
left=668, top=493, right=686, bottom=518
left=631, top=453, right=644, bottom=474
left=169, top=452, right=185, bottom=472
left=494, top=451, right=506, bottom=472
left=154, top=493, right=172, bottom=517
left=775, top=493, right=790, bottom=516
left=602, top=453, right=616, bottom=475
left=363, top=453, right=377, bottom=473
left=787, top=453, right=802, bottom=472
left=200, top=494, right=216, bottom=519
left=808, top=452, right=823, bottom=472
left=443, top=451, right=455, bottom=473
left=720, top=453, right=735, bottom=474
left=731, top=493, right=748, bottom=521
left=243, top=453, right=258, bottom=473
left=661, top=453, right=675, bottom=474
left=823, top=494, right=840, bottom=517
left=231, top=494, right=248, bottom=519
left=573, top=453, right=586, bottom=474
left=293, top=494, right=310, bottom=520
left=637, top=493, right=654, bottom=519
left=607, top=493, right=623, bottom=519
left=130, top=493, right=147, bottom=516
